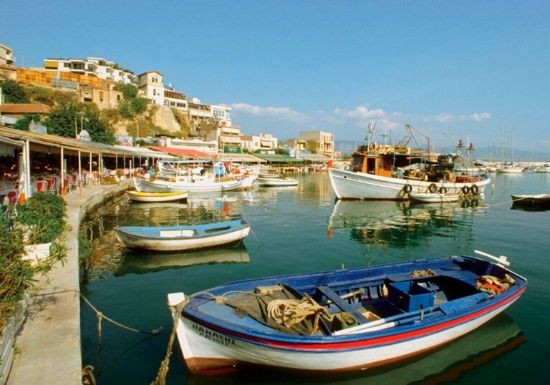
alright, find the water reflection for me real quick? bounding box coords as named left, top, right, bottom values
left=185, top=314, right=524, bottom=385
left=80, top=193, right=251, bottom=279
left=328, top=199, right=487, bottom=247
left=116, top=245, right=250, bottom=275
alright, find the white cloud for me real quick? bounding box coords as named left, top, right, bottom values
left=423, top=112, right=491, bottom=123
left=231, top=103, right=305, bottom=122
left=459, top=112, right=492, bottom=122
left=230, top=102, right=491, bottom=140
left=232, top=102, right=399, bottom=129
left=424, top=113, right=454, bottom=123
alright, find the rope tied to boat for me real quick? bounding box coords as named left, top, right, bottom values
left=81, top=365, right=96, bottom=385
left=267, top=294, right=333, bottom=333
left=150, top=299, right=188, bottom=385
left=410, top=269, right=436, bottom=278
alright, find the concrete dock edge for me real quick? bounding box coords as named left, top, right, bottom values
left=6, top=180, right=131, bottom=385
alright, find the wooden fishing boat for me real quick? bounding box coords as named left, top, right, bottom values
left=127, top=190, right=189, bottom=203
left=409, top=192, right=460, bottom=203
left=167, top=251, right=526, bottom=375
left=114, top=219, right=250, bottom=251
left=511, top=194, right=550, bottom=210
left=133, top=174, right=257, bottom=193
left=329, top=127, right=490, bottom=200
left=257, top=177, right=298, bottom=187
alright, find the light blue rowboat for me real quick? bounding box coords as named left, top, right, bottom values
left=114, top=219, right=250, bottom=251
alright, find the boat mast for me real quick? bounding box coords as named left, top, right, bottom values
left=365, top=121, right=376, bottom=147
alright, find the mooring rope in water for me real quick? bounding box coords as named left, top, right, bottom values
left=150, top=299, right=187, bottom=385
left=35, top=289, right=162, bottom=383
left=37, top=289, right=162, bottom=337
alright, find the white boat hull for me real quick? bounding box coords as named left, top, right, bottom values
left=329, top=168, right=490, bottom=200
left=168, top=292, right=520, bottom=374
left=409, top=192, right=460, bottom=203
left=257, top=178, right=298, bottom=187
left=133, top=175, right=256, bottom=193
left=127, top=191, right=188, bottom=203
left=115, top=227, right=250, bottom=251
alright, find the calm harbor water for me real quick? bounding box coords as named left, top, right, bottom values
left=81, top=172, right=550, bottom=385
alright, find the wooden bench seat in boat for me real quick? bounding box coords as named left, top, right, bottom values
left=317, top=285, right=369, bottom=323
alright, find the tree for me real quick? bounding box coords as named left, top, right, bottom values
left=130, top=97, right=147, bottom=114
left=116, top=83, right=139, bottom=99
left=0, top=79, right=29, bottom=103
left=84, top=108, right=116, bottom=144
left=44, top=103, right=79, bottom=138
left=44, top=102, right=116, bottom=144
left=13, top=114, right=40, bottom=131
left=115, top=83, right=147, bottom=116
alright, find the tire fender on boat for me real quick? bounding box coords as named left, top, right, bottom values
left=428, top=183, right=437, bottom=193
left=403, top=184, right=412, bottom=194
left=462, top=186, right=470, bottom=195
left=438, top=186, right=447, bottom=194
left=470, top=184, right=479, bottom=195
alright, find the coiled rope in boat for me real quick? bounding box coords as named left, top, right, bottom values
left=267, top=294, right=333, bottom=333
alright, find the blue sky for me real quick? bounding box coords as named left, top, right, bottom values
left=2, top=0, right=549, bottom=153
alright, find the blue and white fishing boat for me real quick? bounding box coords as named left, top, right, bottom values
left=114, top=219, right=250, bottom=251
left=167, top=251, right=526, bottom=374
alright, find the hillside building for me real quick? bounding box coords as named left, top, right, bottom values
left=298, top=130, right=335, bottom=158
left=0, top=43, right=15, bottom=66
left=43, top=56, right=137, bottom=84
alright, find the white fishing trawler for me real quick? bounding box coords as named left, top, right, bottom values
left=329, top=124, right=491, bottom=200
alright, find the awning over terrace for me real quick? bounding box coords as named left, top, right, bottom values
left=148, top=146, right=211, bottom=159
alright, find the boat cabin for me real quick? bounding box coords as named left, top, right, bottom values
left=350, top=144, right=424, bottom=177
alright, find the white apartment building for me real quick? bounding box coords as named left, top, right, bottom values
left=163, top=84, right=188, bottom=112
left=211, top=104, right=232, bottom=127
left=218, top=125, right=242, bottom=153
left=159, top=137, right=218, bottom=155
left=240, top=133, right=278, bottom=153
left=0, top=43, right=15, bottom=66
left=86, top=57, right=137, bottom=84
left=298, top=130, right=335, bottom=158
left=188, top=98, right=212, bottom=121
left=137, top=71, right=165, bottom=106
left=43, top=56, right=137, bottom=84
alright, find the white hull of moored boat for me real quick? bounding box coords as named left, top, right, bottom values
left=409, top=192, right=460, bottom=203
left=257, top=178, right=298, bottom=187
left=328, top=168, right=490, bottom=200
left=133, top=175, right=257, bottom=193
left=168, top=292, right=519, bottom=374
left=115, top=226, right=250, bottom=251
left=127, top=190, right=188, bottom=202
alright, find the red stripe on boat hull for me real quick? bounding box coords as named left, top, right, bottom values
left=190, top=287, right=525, bottom=352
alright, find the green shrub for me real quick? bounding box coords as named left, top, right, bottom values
left=0, top=193, right=69, bottom=332
left=16, top=193, right=67, bottom=243
left=0, top=212, right=32, bottom=332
